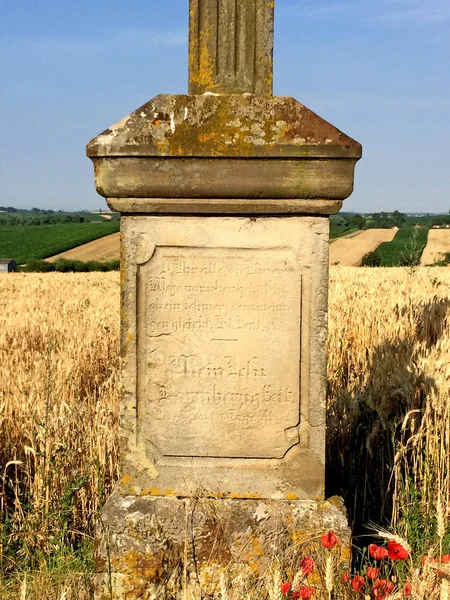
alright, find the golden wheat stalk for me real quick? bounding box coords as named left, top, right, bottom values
left=325, top=554, right=334, bottom=593
left=441, top=579, right=450, bottom=600
left=369, top=525, right=412, bottom=553
left=437, top=494, right=447, bottom=541
left=270, top=569, right=283, bottom=600
left=220, top=571, right=229, bottom=600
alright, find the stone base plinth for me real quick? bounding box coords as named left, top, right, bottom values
left=94, top=493, right=351, bottom=600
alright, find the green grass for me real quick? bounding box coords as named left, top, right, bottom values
left=330, top=226, right=358, bottom=239
left=376, top=228, right=429, bottom=266
left=0, top=539, right=94, bottom=599
left=0, top=221, right=120, bottom=264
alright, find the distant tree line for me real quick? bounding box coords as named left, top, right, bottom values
left=22, top=259, right=120, bottom=272
left=0, top=214, right=89, bottom=226
left=0, top=206, right=59, bottom=214
left=332, top=211, right=408, bottom=230
left=0, top=207, right=120, bottom=226
left=333, top=211, right=450, bottom=230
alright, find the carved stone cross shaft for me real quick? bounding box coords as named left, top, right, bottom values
left=189, top=0, right=274, bottom=95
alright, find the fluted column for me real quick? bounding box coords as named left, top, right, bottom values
left=189, top=0, right=274, bottom=95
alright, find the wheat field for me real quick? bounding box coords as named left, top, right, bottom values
left=1, top=268, right=450, bottom=598
left=327, top=267, right=450, bottom=533
left=0, top=273, right=120, bottom=597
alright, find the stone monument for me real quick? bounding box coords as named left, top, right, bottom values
left=88, top=1, right=361, bottom=598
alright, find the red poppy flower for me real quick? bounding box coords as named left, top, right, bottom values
left=321, top=531, right=338, bottom=549
left=367, top=566, right=380, bottom=579
left=295, top=586, right=314, bottom=599
left=351, top=576, right=365, bottom=592
left=281, top=582, right=292, bottom=596
left=369, top=544, right=389, bottom=560
left=387, top=540, right=409, bottom=561
left=373, top=579, right=395, bottom=598
left=403, top=581, right=412, bottom=597
left=300, top=557, right=315, bottom=574
left=440, top=555, right=450, bottom=563
left=342, top=572, right=350, bottom=583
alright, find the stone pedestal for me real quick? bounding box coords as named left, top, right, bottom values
left=94, top=494, right=350, bottom=600
left=118, top=214, right=329, bottom=499
left=87, top=5, right=361, bottom=595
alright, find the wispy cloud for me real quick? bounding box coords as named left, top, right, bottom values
left=281, top=0, right=450, bottom=26
left=280, top=1, right=357, bottom=20
left=1, top=28, right=186, bottom=58
left=377, top=0, right=450, bottom=25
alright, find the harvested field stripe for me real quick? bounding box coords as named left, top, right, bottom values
left=420, top=229, right=450, bottom=265
left=48, top=232, right=120, bottom=263
left=329, top=229, right=396, bottom=266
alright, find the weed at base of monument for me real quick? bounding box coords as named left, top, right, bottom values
left=0, top=543, right=94, bottom=600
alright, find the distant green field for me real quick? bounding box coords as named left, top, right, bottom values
left=330, top=226, right=358, bottom=239
left=0, top=222, right=120, bottom=264
left=376, top=228, right=429, bottom=266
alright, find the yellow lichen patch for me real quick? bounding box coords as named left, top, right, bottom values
left=198, top=132, right=218, bottom=144
left=284, top=513, right=294, bottom=526
left=234, top=533, right=265, bottom=575
left=286, top=493, right=298, bottom=500
left=228, top=493, right=262, bottom=499
left=307, top=571, right=322, bottom=587
left=163, top=489, right=176, bottom=496
left=197, top=566, right=222, bottom=593
left=121, top=474, right=132, bottom=485
left=248, top=560, right=261, bottom=574
left=112, top=549, right=164, bottom=582
left=291, top=529, right=308, bottom=546
left=193, top=27, right=217, bottom=91
left=340, top=546, right=352, bottom=561
left=140, top=488, right=161, bottom=496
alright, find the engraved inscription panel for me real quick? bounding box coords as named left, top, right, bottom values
left=138, top=247, right=301, bottom=459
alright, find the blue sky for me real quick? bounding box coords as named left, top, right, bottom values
left=1, top=0, right=449, bottom=213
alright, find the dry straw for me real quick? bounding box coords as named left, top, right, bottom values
left=0, top=273, right=120, bottom=572
left=327, top=266, right=450, bottom=535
